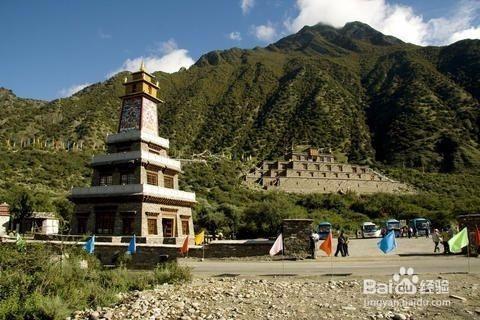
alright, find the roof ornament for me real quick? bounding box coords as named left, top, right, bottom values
left=140, top=60, right=146, bottom=72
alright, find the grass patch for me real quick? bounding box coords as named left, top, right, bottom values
left=0, top=244, right=191, bottom=320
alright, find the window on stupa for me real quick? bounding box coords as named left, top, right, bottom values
left=99, top=175, right=113, bottom=186
left=164, top=175, right=174, bottom=188
left=148, top=218, right=158, bottom=235
left=121, top=172, right=135, bottom=185
left=182, top=220, right=189, bottom=235
left=122, top=217, right=135, bottom=234
left=147, top=171, right=158, bottom=185
left=162, top=218, right=174, bottom=237
left=77, top=216, right=88, bottom=234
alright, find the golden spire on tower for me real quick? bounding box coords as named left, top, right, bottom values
left=140, top=60, right=146, bottom=72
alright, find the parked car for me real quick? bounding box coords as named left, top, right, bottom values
left=317, top=222, right=332, bottom=240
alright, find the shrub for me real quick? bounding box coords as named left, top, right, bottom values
left=0, top=244, right=192, bottom=320
left=154, top=262, right=192, bottom=284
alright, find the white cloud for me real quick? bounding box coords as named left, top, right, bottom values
left=108, top=39, right=195, bottom=77
left=285, top=0, right=480, bottom=45
left=241, top=0, right=254, bottom=14
left=58, top=83, right=92, bottom=97
left=228, top=31, right=242, bottom=41
left=450, top=26, right=480, bottom=43
left=98, top=29, right=112, bottom=39
left=253, top=23, right=277, bottom=42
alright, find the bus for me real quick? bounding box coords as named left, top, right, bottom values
left=317, top=222, right=332, bottom=240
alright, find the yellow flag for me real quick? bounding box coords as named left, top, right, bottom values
left=194, top=230, right=205, bottom=245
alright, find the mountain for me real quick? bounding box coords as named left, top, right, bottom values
left=1, top=22, right=480, bottom=202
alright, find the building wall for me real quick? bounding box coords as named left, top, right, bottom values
left=72, top=201, right=194, bottom=244
left=244, top=157, right=410, bottom=195
left=72, top=202, right=143, bottom=236
left=272, top=177, right=405, bottom=194
left=141, top=202, right=194, bottom=245
left=0, top=216, right=10, bottom=236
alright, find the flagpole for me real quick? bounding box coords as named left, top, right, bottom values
left=467, top=236, right=470, bottom=274
left=330, top=252, right=333, bottom=281
left=282, top=239, right=285, bottom=275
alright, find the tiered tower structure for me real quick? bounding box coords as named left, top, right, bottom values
left=70, top=63, right=195, bottom=244
left=244, top=146, right=411, bottom=194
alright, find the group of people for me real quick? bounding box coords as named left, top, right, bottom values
left=431, top=227, right=455, bottom=254
left=309, top=231, right=350, bottom=258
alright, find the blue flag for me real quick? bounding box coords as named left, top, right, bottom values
left=83, top=235, right=95, bottom=254
left=377, top=230, right=396, bottom=254
left=127, top=234, right=136, bottom=254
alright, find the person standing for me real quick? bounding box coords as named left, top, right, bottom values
left=334, top=231, right=346, bottom=257
left=309, top=231, right=319, bottom=259
left=408, top=227, right=413, bottom=238
left=432, top=229, right=441, bottom=253
left=343, top=234, right=350, bottom=256
left=441, top=228, right=451, bottom=254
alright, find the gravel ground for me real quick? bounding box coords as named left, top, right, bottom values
left=73, top=273, right=480, bottom=320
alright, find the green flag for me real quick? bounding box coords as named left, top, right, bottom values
left=448, top=227, right=469, bottom=253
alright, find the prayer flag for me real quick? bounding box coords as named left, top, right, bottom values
left=269, top=233, right=284, bottom=256
left=377, top=230, right=396, bottom=254
left=180, top=236, right=189, bottom=255
left=319, top=232, right=333, bottom=256
left=127, top=234, right=136, bottom=254
left=83, top=235, right=95, bottom=254
left=195, top=230, right=205, bottom=245
left=448, top=227, right=469, bottom=253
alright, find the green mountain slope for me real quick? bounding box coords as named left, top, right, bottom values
left=0, top=22, right=479, bottom=208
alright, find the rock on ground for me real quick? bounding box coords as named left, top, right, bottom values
left=73, top=274, right=480, bottom=320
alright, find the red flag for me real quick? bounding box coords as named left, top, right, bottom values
left=319, top=232, right=333, bottom=256
left=475, top=226, right=480, bottom=246
left=180, top=236, right=189, bottom=255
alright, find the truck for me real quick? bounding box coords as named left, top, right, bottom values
left=385, top=219, right=401, bottom=237
left=361, top=222, right=381, bottom=238
left=409, top=218, right=431, bottom=237
left=317, top=222, right=332, bottom=240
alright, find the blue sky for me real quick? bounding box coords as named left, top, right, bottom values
left=0, top=0, right=478, bottom=100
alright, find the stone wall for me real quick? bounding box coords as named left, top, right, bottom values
left=28, top=238, right=274, bottom=268
left=273, top=177, right=407, bottom=194
left=92, top=240, right=273, bottom=266
left=244, top=152, right=412, bottom=195
left=282, top=219, right=313, bottom=258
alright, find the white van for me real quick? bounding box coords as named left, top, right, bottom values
left=361, top=222, right=381, bottom=238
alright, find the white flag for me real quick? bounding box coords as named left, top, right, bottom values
left=269, top=233, right=284, bottom=256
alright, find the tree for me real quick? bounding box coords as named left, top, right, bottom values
left=11, top=191, right=34, bottom=232
left=54, top=198, right=74, bottom=233
left=219, top=204, right=240, bottom=239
